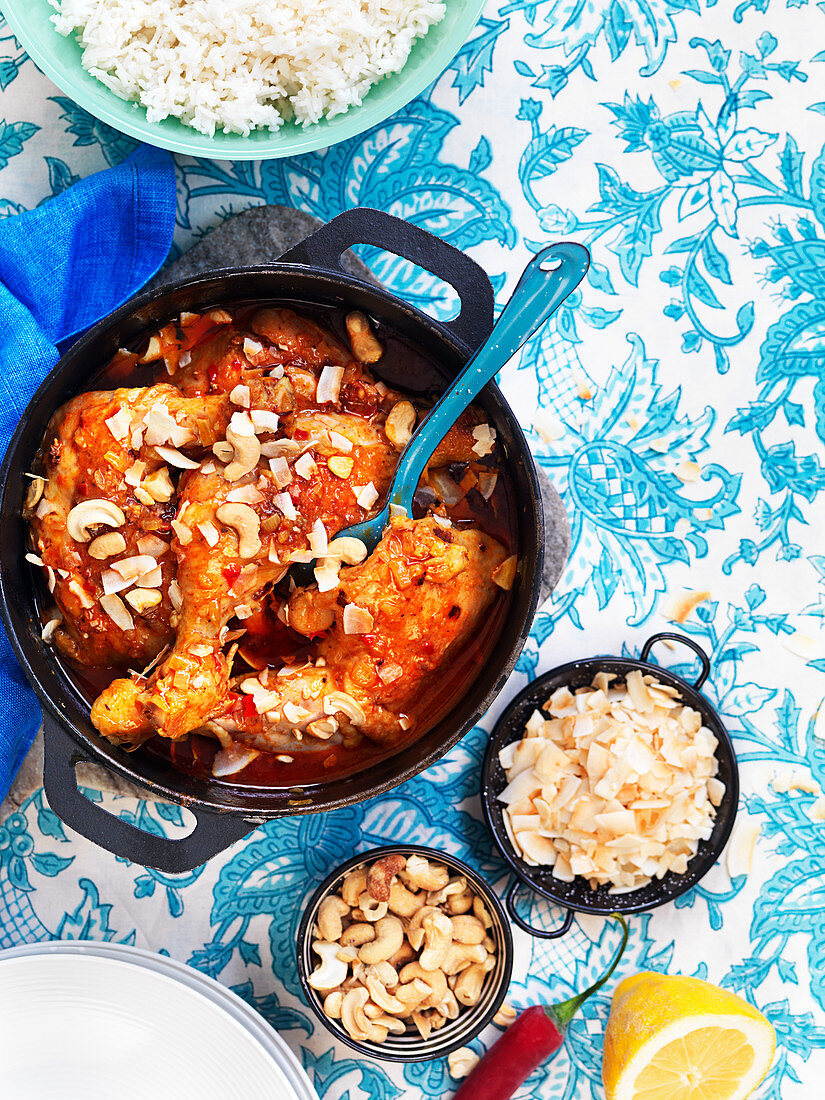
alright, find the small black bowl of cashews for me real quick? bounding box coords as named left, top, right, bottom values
left=296, top=844, right=514, bottom=1062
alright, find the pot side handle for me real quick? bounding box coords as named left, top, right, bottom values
left=279, top=207, right=495, bottom=352
left=504, top=878, right=575, bottom=939
left=41, top=713, right=256, bottom=873
left=640, top=631, right=711, bottom=690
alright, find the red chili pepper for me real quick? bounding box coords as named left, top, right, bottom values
left=222, top=563, right=241, bottom=588
left=241, top=694, right=257, bottom=720
left=453, top=915, right=628, bottom=1100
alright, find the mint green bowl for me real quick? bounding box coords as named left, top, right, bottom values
left=0, top=0, right=485, bottom=159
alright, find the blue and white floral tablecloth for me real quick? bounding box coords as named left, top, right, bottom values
left=2, top=1, right=825, bottom=1096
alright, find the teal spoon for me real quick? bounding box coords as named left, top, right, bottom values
left=299, top=241, right=589, bottom=577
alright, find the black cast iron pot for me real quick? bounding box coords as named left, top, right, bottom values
left=0, top=209, right=545, bottom=873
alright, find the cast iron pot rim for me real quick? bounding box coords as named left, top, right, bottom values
left=296, top=843, right=514, bottom=1062
left=0, top=262, right=544, bottom=818
left=480, top=643, right=740, bottom=920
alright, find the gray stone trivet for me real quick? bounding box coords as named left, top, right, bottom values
left=148, top=205, right=379, bottom=290
left=2, top=206, right=571, bottom=816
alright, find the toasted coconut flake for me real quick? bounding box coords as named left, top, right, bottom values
left=430, top=469, right=463, bottom=507
left=227, top=485, right=264, bottom=505
left=124, top=460, right=146, bottom=488
left=663, top=589, right=711, bottom=624
left=171, top=519, right=192, bottom=546
left=143, top=404, right=192, bottom=448
left=343, top=604, right=374, bottom=634
left=137, top=534, right=168, bottom=557
left=197, top=521, right=220, bottom=547
left=273, top=492, right=297, bottom=521
left=105, top=407, right=132, bottom=442
left=251, top=409, right=280, bottom=433
left=328, top=431, right=353, bottom=454
left=25, top=553, right=44, bottom=567
left=213, top=743, right=260, bottom=777
left=356, top=482, right=379, bottom=510
left=229, top=384, right=251, bottom=408
left=168, top=580, right=182, bottom=611
left=35, top=498, right=57, bottom=519
left=155, top=445, right=200, bottom=470
left=314, top=559, right=341, bottom=592
left=228, top=410, right=256, bottom=437
left=41, top=616, right=62, bottom=643
left=675, top=460, right=701, bottom=483
left=316, top=365, right=345, bottom=405
left=492, top=555, right=518, bottom=591
left=294, top=452, right=317, bottom=479
left=100, top=593, right=134, bottom=631
left=477, top=470, right=498, bottom=500
left=110, top=555, right=157, bottom=583
left=309, top=519, right=329, bottom=558
left=499, top=671, right=723, bottom=891
left=269, top=456, right=292, bottom=488
left=471, top=423, right=496, bottom=458
left=207, top=309, right=232, bottom=325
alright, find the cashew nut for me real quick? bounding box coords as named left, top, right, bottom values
left=450, top=914, right=486, bottom=945
left=339, top=922, right=375, bottom=948
left=317, top=895, right=350, bottom=942
left=412, top=1008, right=446, bottom=1040
left=493, top=1002, right=517, bottom=1028
left=387, top=881, right=424, bottom=918
left=398, top=962, right=447, bottom=1009
left=454, top=962, right=488, bottom=1007
left=427, top=877, right=469, bottom=906
left=325, top=537, right=368, bottom=565
left=365, top=975, right=408, bottom=1016
left=323, top=991, right=343, bottom=1019
left=419, top=909, right=453, bottom=971
left=448, top=1047, right=480, bottom=1079
left=124, top=589, right=162, bottom=615
left=358, top=915, right=404, bottom=965
left=407, top=905, right=438, bottom=951
left=473, top=896, right=493, bottom=929
left=25, top=476, right=45, bottom=510
left=444, top=886, right=474, bottom=915
left=346, top=311, right=383, bottom=364
left=357, top=891, right=388, bottom=922
left=66, top=499, right=126, bottom=543
left=215, top=502, right=261, bottom=558
left=385, top=400, right=416, bottom=451
left=341, top=867, right=368, bottom=906
left=366, top=961, right=398, bottom=987
left=308, top=940, right=348, bottom=991
left=402, top=854, right=450, bottom=892
left=142, top=467, right=175, bottom=503
left=88, top=531, right=127, bottom=560
left=341, top=987, right=387, bottom=1043
left=363, top=1009, right=405, bottom=1034
left=433, top=988, right=460, bottom=1021
left=224, top=422, right=261, bottom=483
left=387, top=941, right=417, bottom=969
left=367, top=854, right=406, bottom=901
left=442, top=942, right=488, bottom=976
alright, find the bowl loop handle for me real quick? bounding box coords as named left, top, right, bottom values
left=640, top=631, right=711, bottom=690
left=504, top=878, right=574, bottom=939
left=279, top=207, right=495, bottom=352
left=41, top=712, right=256, bottom=873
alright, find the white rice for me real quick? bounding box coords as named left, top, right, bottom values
left=50, top=0, right=446, bottom=136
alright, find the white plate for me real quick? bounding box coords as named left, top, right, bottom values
left=0, top=943, right=318, bottom=1100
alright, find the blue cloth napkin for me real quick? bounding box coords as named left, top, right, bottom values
left=0, top=144, right=176, bottom=801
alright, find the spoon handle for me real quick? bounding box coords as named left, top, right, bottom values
left=390, top=241, right=590, bottom=510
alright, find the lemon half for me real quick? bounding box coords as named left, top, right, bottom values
left=603, top=972, right=776, bottom=1100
